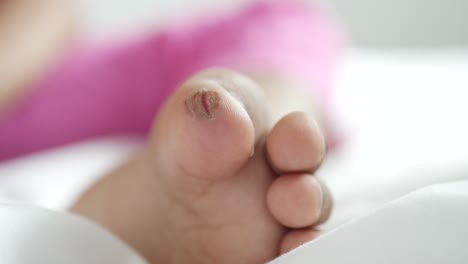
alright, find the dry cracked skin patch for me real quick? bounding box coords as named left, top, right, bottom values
left=185, top=89, right=220, bottom=119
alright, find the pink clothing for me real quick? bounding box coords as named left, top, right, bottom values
left=0, top=0, right=342, bottom=161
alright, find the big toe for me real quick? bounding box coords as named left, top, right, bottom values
left=148, top=69, right=270, bottom=181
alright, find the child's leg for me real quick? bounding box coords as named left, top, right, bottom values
left=0, top=1, right=74, bottom=112
left=0, top=0, right=342, bottom=161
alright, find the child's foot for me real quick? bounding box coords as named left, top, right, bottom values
left=72, top=69, right=332, bottom=263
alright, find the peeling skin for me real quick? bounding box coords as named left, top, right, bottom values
left=185, top=89, right=220, bottom=119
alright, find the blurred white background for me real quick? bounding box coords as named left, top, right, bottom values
left=79, top=0, right=468, bottom=48
left=329, top=0, right=468, bottom=47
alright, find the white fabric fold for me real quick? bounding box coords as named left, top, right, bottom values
left=270, top=181, right=468, bottom=264
left=0, top=204, right=148, bottom=264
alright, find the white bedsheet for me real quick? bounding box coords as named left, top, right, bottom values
left=0, top=204, right=147, bottom=264
left=271, top=181, right=468, bottom=264
left=1, top=49, right=467, bottom=263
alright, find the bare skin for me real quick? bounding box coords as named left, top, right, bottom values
left=72, top=69, right=333, bottom=263
left=0, top=0, right=75, bottom=113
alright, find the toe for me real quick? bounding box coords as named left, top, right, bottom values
left=266, top=112, right=325, bottom=174
left=266, top=174, right=333, bottom=228
left=279, top=228, right=320, bottom=255
left=149, top=69, right=270, bottom=181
